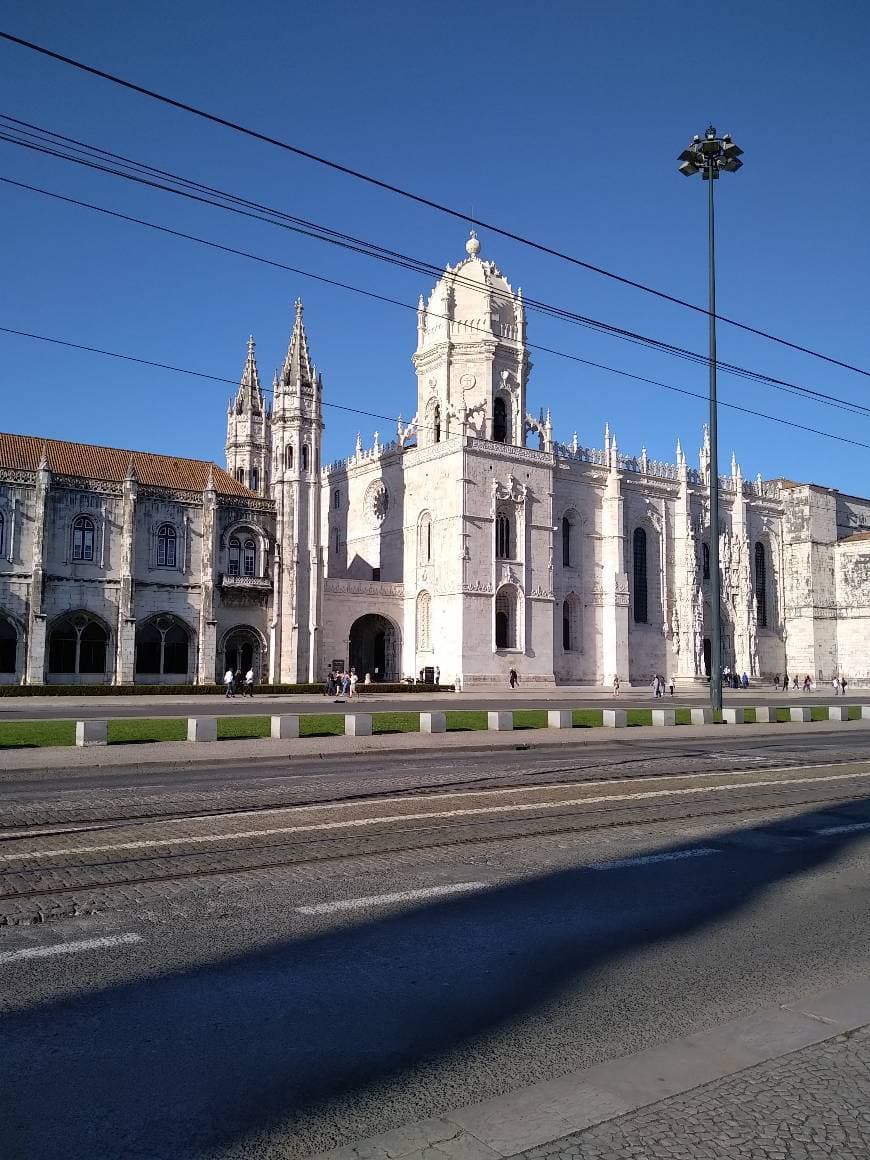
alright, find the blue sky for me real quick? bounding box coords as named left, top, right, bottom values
left=1, top=0, right=869, bottom=492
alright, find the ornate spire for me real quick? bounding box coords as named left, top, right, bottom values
left=281, top=298, right=315, bottom=392
left=205, top=463, right=216, bottom=494
left=233, top=334, right=263, bottom=414
left=38, top=441, right=49, bottom=471
left=125, top=454, right=138, bottom=482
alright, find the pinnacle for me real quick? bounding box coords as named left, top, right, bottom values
left=281, top=298, right=315, bottom=392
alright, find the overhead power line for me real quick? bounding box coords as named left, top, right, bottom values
left=3, top=123, right=870, bottom=423
left=2, top=28, right=869, bottom=381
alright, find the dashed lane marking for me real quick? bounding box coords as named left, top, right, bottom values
left=3, top=767, right=870, bottom=863
left=296, top=881, right=489, bottom=915
left=590, top=847, right=720, bottom=870
left=815, top=821, right=870, bottom=836
left=0, top=932, right=142, bottom=965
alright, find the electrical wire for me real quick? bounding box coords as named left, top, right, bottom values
left=2, top=28, right=869, bottom=380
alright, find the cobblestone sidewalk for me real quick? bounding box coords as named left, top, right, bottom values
left=520, top=1026, right=870, bottom=1160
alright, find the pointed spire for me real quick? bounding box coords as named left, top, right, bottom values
left=571, top=431, right=579, bottom=456
left=355, top=431, right=363, bottom=457
left=205, top=463, right=216, bottom=494
left=676, top=438, right=683, bottom=463
left=234, top=334, right=263, bottom=414
left=641, top=445, right=649, bottom=473
left=125, top=454, right=138, bottom=482
left=281, top=298, right=315, bottom=392
left=38, top=441, right=49, bottom=471
left=731, top=450, right=738, bottom=477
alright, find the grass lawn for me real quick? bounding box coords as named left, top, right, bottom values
left=300, top=713, right=345, bottom=737
left=373, top=712, right=419, bottom=734
left=445, top=710, right=488, bottom=731
left=0, top=720, right=77, bottom=748
left=573, top=708, right=603, bottom=728
left=217, top=716, right=270, bottom=740
left=108, top=718, right=186, bottom=744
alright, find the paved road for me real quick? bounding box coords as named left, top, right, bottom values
left=2, top=734, right=870, bottom=1158
left=1, top=687, right=866, bottom=720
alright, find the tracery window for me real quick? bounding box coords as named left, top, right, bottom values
left=251, top=468, right=259, bottom=493
left=156, top=523, right=177, bottom=568
left=135, top=617, right=190, bottom=676
left=72, top=515, right=95, bottom=562
left=302, top=444, right=310, bottom=472
left=285, top=444, right=294, bottom=470
left=495, top=585, right=517, bottom=649
left=755, top=541, right=768, bottom=628
left=243, top=538, right=256, bottom=577
left=48, top=614, right=108, bottom=675
left=418, top=511, right=432, bottom=564
left=235, top=467, right=244, bottom=485
left=493, top=397, right=508, bottom=443
left=562, top=596, right=581, bottom=652
left=228, top=536, right=241, bottom=576
left=416, top=590, right=432, bottom=651
left=495, top=511, right=512, bottom=560
left=633, top=526, right=648, bottom=624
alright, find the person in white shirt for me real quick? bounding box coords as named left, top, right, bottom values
left=244, top=668, right=255, bottom=697
left=224, top=668, right=235, bottom=698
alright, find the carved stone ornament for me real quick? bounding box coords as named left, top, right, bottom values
left=459, top=373, right=476, bottom=390
left=493, top=474, right=528, bottom=505
left=364, top=478, right=389, bottom=526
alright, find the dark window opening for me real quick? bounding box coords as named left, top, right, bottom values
left=562, top=601, right=571, bottom=651
left=243, top=538, right=256, bottom=577
left=755, top=541, right=768, bottom=627
left=372, top=566, right=381, bottom=581
left=562, top=517, right=572, bottom=567
left=434, top=404, right=441, bottom=444
left=157, top=524, right=177, bottom=568
left=72, top=516, right=95, bottom=562
left=0, top=618, right=16, bottom=673
left=302, top=444, right=310, bottom=472
left=702, top=542, right=710, bottom=580
left=495, top=609, right=509, bottom=649
left=495, top=513, right=511, bottom=559
left=228, top=537, right=241, bottom=576
left=633, top=526, right=648, bottom=624
left=493, top=397, right=508, bottom=443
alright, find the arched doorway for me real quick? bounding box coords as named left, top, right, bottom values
left=348, top=614, right=399, bottom=681
left=222, top=627, right=264, bottom=679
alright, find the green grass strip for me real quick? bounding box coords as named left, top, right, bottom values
left=372, top=712, right=420, bottom=734
left=300, top=713, right=345, bottom=737
left=0, top=719, right=77, bottom=748
left=572, top=709, right=603, bottom=728
left=445, top=710, right=488, bottom=732
left=217, top=716, right=270, bottom=740
left=108, top=718, right=186, bottom=744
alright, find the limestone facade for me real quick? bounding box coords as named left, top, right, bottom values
left=2, top=233, right=869, bottom=686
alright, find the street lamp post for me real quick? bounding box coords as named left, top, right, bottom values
left=678, top=126, right=743, bottom=714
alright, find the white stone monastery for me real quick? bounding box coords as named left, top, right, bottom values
left=2, top=232, right=869, bottom=687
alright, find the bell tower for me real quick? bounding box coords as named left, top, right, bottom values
left=270, top=299, right=324, bottom=683
left=225, top=336, right=269, bottom=493
left=412, top=232, right=530, bottom=447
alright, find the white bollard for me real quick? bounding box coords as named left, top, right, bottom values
left=420, top=712, right=447, bottom=733
left=690, top=707, right=713, bottom=725
left=488, top=711, right=513, bottom=731
left=827, top=705, right=848, bottom=722
left=603, top=709, right=627, bottom=728
left=861, top=705, right=870, bottom=720
left=75, top=719, right=107, bottom=747
left=547, top=710, right=573, bottom=729
left=754, top=706, right=777, bottom=723
left=651, top=709, right=676, bottom=727
left=790, top=707, right=812, bottom=723
left=187, top=717, right=217, bottom=742
left=722, top=707, right=745, bottom=725
left=270, top=714, right=299, bottom=739
left=345, top=714, right=372, bottom=737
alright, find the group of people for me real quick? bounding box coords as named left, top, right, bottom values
left=774, top=673, right=848, bottom=695
left=650, top=675, right=677, bottom=697
left=722, top=667, right=751, bottom=690
left=324, top=668, right=359, bottom=699
left=223, top=667, right=254, bottom=698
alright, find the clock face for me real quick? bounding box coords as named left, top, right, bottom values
left=365, top=479, right=389, bottom=525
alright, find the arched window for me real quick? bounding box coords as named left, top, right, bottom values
left=633, top=527, right=648, bottom=624
left=333, top=489, right=340, bottom=510
left=0, top=617, right=16, bottom=673
left=702, top=542, right=710, bottom=580
left=416, top=590, right=432, bottom=651
left=495, top=511, right=512, bottom=559
left=493, top=397, right=508, bottom=443
left=284, top=444, right=294, bottom=470
left=562, top=600, right=571, bottom=651
left=495, top=586, right=517, bottom=649
left=755, top=541, right=768, bottom=628
left=251, top=467, right=259, bottom=493
left=561, top=595, right=581, bottom=653
left=0, top=511, right=4, bottom=556
left=235, top=467, right=244, bottom=485
left=243, top=538, right=256, bottom=577
left=302, top=444, right=310, bottom=472
left=333, top=526, right=340, bottom=553
left=156, top=523, right=177, bottom=568
left=418, top=511, right=432, bottom=564
left=228, top=536, right=241, bottom=576
left=434, top=404, right=441, bottom=444
left=72, top=516, right=95, bottom=562
left=135, top=617, right=190, bottom=676
left=48, top=614, right=108, bottom=675
left=562, top=516, right=573, bottom=568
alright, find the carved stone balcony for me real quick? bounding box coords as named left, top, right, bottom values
left=220, top=573, right=273, bottom=591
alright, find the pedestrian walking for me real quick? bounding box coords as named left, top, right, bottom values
left=224, top=667, right=235, bottom=698
left=435, top=665, right=440, bottom=685
left=841, top=676, right=848, bottom=696
left=612, top=675, right=620, bottom=696
left=782, top=671, right=789, bottom=692
left=803, top=674, right=812, bottom=693
left=668, top=676, right=676, bottom=696
left=342, top=670, right=351, bottom=697
left=792, top=675, right=799, bottom=690
left=244, top=668, right=254, bottom=697
left=325, top=671, right=335, bottom=697
left=233, top=669, right=242, bottom=696
left=832, top=676, right=840, bottom=696
left=349, top=669, right=358, bottom=698
left=741, top=672, right=749, bottom=690
left=509, top=667, right=519, bottom=689
left=774, top=673, right=781, bottom=690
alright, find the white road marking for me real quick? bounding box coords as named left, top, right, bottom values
left=815, top=821, right=870, bottom=836
left=0, top=932, right=142, bottom=965
left=297, top=881, right=489, bottom=915
left=590, top=847, right=720, bottom=870
left=4, top=767, right=870, bottom=863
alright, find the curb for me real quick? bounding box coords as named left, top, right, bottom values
left=313, top=978, right=870, bottom=1160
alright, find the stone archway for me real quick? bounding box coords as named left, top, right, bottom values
left=348, top=614, right=400, bottom=682
left=221, top=627, right=265, bottom=680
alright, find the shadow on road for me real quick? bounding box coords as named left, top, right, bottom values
left=2, top=797, right=870, bottom=1159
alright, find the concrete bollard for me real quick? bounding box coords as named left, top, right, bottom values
left=861, top=705, right=870, bottom=720
left=487, top=711, right=513, bottom=731
left=75, top=719, right=107, bottom=747
left=754, top=706, right=777, bottom=723
left=345, top=714, right=372, bottom=737
left=827, top=705, right=848, bottom=722
left=690, top=707, right=714, bottom=725
left=722, top=707, right=745, bottom=725
left=651, top=709, right=676, bottom=727
left=420, top=712, right=447, bottom=733
left=187, top=717, right=217, bottom=742
left=603, top=709, right=627, bottom=728
left=547, top=710, right=573, bottom=729
left=790, top=707, right=812, bottom=723
left=270, top=714, right=299, bottom=739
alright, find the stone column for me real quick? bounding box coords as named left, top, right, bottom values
left=601, top=461, right=629, bottom=684
left=115, top=465, right=138, bottom=684
left=672, top=448, right=699, bottom=679
left=25, top=452, right=50, bottom=685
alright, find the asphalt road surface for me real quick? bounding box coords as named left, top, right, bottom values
left=2, top=732, right=870, bottom=1159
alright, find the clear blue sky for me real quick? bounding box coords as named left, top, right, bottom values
left=2, top=0, right=869, bottom=492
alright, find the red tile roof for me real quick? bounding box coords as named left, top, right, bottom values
left=0, top=432, right=254, bottom=497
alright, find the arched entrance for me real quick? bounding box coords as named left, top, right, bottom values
left=222, top=627, right=264, bottom=679
left=348, top=614, right=399, bottom=681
